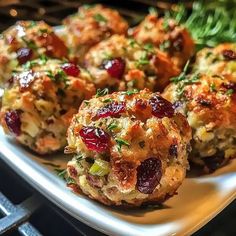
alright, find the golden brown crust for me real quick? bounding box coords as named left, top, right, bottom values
left=132, top=14, right=195, bottom=69
left=163, top=72, right=236, bottom=169
left=0, top=21, right=68, bottom=86
left=84, top=35, right=180, bottom=91
left=63, top=4, right=128, bottom=63
left=66, top=89, right=191, bottom=206
left=0, top=59, right=95, bottom=154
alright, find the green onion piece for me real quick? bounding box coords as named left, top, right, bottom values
left=89, top=159, right=110, bottom=176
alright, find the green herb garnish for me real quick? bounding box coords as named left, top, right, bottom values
left=159, top=40, right=170, bottom=52
left=96, top=88, right=109, bottom=97
left=129, top=39, right=138, bottom=48
left=123, top=89, right=139, bottom=96
left=103, top=98, right=113, bottom=103
left=93, top=13, right=107, bottom=23
left=166, top=1, right=236, bottom=50
left=226, top=89, right=234, bottom=96
left=144, top=43, right=154, bottom=53
left=55, top=168, right=67, bottom=180
left=107, top=121, right=118, bottom=131
left=210, top=83, right=216, bottom=92
left=115, top=138, right=130, bottom=152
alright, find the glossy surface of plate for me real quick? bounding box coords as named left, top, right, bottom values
left=0, top=127, right=236, bottom=236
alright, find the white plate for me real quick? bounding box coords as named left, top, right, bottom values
left=0, top=127, right=236, bottom=236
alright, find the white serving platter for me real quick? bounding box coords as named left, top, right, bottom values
left=0, top=127, right=236, bottom=236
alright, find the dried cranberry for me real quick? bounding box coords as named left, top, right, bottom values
left=149, top=94, right=174, bottom=118
left=68, top=166, right=77, bottom=178
left=136, top=157, right=162, bottom=194
left=102, top=57, right=125, bottom=79
left=97, top=102, right=126, bottom=118
left=222, top=49, right=236, bottom=61
left=222, top=82, right=236, bottom=91
left=61, top=63, right=80, bottom=77
left=5, top=110, right=21, bottom=136
left=169, top=144, right=178, bottom=157
left=16, top=47, right=33, bottom=64
left=79, top=126, right=110, bottom=153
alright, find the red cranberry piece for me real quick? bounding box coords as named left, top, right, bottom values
left=222, top=82, right=236, bottom=91
left=136, top=157, right=162, bottom=194
left=68, top=166, right=78, bottom=178
left=97, top=102, right=126, bottom=118
left=16, top=47, right=33, bottom=64
left=61, top=63, right=80, bottom=77
left=149, top=94, right=174, bottom=118
left=102, top=57, right=126, bottom=79
left=79, top=126, right=110, bottom=153
left=222, top=49, right=236, bottom=60
left=5, top=110, right=21, bottom=136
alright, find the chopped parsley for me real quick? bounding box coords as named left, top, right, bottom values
left=93, top=13, right=107, bottom=23
left=21, top=37, right=38, bottom=50
left=129, top=39, right=138, bottom=48
left=46, top=70, right=69, bottom=88
left=170, top=61, right=200, bottom=97
left=159, top=40, right=170, bottom=51
left=226, top=89, right=234, bottom=96
left=163, top=12, right=171, bottom=31
left=144, top=43, right=154, bottom=53
left=96, top=88, right=109, bottom=97
left=115, top=138, right=130, bottom=152
left=103, top=98, right=113, bottom=103
left=210, top=83, right=216, bottom=92
left=135, top=51, right=150, bottom=67
left=107, top=121, right=118, bottom=131
left=23, top=60, right=38, bottom=69
left=170, top=60, right=190, bottom=84
left=55, top=168, right=67, bottom=180
left=123, top=89, right=139, bottom=96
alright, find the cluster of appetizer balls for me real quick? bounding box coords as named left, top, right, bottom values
left=0, top=4, right=235, bottom=206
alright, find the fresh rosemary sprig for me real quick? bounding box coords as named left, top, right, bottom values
left=165, top=0, right=236, bottom=50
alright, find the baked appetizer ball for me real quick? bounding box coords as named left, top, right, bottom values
left=65, top=89, right=191, bottom=206
left=163, top=73, right=236, bottom=172
left=84, top=35, right=180, bottom=91
left=193, top=43, right=236, bottom=81
left=131, top=14, right=195, bottom=69
left=0, top=58, right=95, bottom=154
left=0, top=20, right=68, bottom=86
left=63, top=4, right=128, bottom=64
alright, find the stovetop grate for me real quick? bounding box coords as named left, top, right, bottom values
left=0, top=193, right=42, bottom=235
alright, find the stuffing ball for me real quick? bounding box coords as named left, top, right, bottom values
left=0, top=58, right=95, bottom=154
left=63, top=4, right=129, bottom=64
left=193, top=43, right=236, bottom=81
left=163, top=73, right=236, bottom=172
left=65, top=89, right=191, bottom=206
left=84, top=35, right=180, bottom=92
left=131, top=14, right=195, bottom=69
left=0, top=21, right=68, bottom=87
